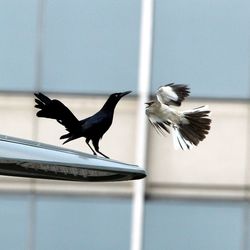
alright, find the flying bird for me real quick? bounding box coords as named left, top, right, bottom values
left=34, top=91, right=131, bottom=158
left=145, top=83, right=211, bottom=150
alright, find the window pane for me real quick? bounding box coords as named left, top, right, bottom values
left=0, top=195, right=30, bottom=250
left=0, top=0, right=37, bottom=91
left=42, top=0, right=141, bottom=94
left=144, top=199, right=244, bottom=250
left=152, top=0, right=250, bottom=98
left=36, top=197, right=132, bottom=250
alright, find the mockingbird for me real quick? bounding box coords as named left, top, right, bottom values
left=145, top=83, right=211, bottom=150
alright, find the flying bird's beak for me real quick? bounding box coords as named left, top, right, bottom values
left=120, top=91, right=132, bottom=98
left=145, top=100, right=154, bottom=107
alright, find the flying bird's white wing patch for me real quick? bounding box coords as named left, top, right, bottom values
left=156, top=83, right=190, bottom=106
left=157, top=85, right=179, bottom=103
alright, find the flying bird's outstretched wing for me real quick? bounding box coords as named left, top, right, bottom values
left=145, top=101, right=171, bottom=136
left=156, top=83, right=190, bottom=106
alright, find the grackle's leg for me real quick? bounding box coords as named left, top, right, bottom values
left=85, top=138, right=97, bottom=155
left=92, top=139, right=109, bottom=159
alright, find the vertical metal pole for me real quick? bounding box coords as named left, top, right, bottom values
left=242, top=104, right=250, bottom=250
left=130, top=0, right=154, bottom=250
left=33, top=0, right=45, bottom=141
left=243, top=74, right=250, bottom=250
left=29, top=1, right=46, bottom=249
left=34, top=0, right=45, bottom=92
left=242, top=26, right=250, bottom=250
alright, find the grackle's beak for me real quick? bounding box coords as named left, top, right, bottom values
left=119, top=91, right=132, bottom=98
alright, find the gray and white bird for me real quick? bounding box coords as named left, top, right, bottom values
left=145, top=83, right=211, bottom=150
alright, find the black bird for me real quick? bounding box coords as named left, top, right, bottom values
left=34, top=91, right=132, bottom=158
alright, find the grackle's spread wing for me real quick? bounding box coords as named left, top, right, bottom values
left=34, top=92, right=81, bottom=133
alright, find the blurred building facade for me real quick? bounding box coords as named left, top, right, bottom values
left=0, top=0, right=250, bottom=249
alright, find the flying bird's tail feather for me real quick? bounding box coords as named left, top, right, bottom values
left=171, top=126, right=193, bottom=150
left=172, top=105, right=211, bottom=150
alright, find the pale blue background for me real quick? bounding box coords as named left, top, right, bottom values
left=0, top=0, right=141, bottom=94
left=0, top=0, right=38, bottom=91
left=1, top=0, right=249, bottom=97
left=144, top=199, right=245, bottom=250
left=35, top=197, right=131, bottom=250
left=151, top=0, right=250, bottom=98
left=0, top=195, right=247, bottom=250
left=42, top=0, right=141, bottom=94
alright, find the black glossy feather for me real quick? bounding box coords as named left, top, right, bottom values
left=34, top=91, right=131, bottom=158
